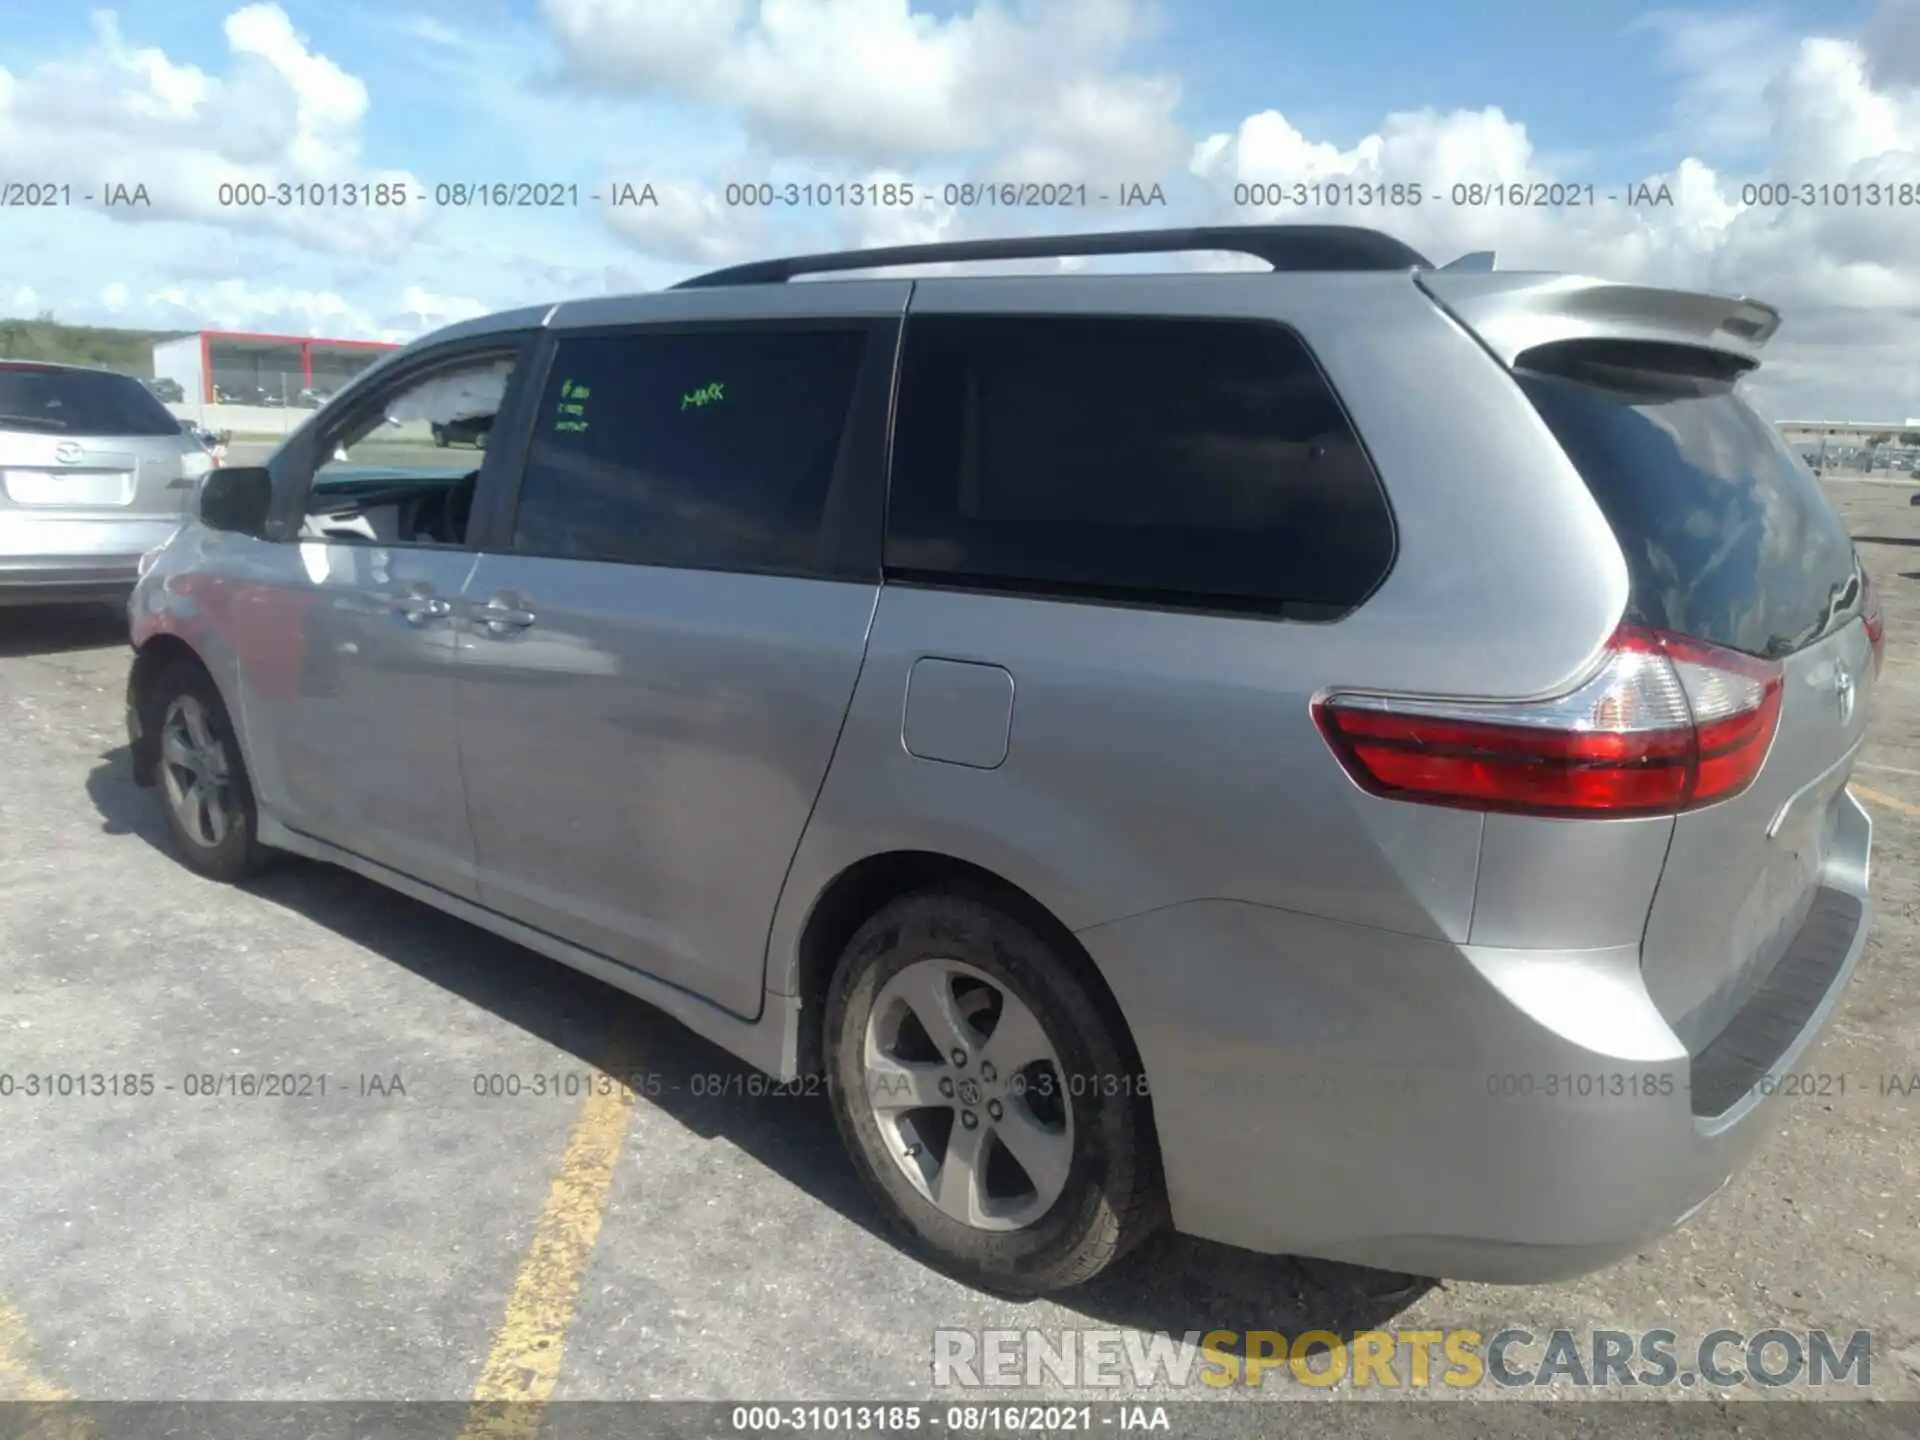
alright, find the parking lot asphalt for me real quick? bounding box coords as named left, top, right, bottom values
left=0, top=480, right=1915, bottom=1428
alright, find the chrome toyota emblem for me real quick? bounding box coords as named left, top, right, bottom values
left=1834, top=663, right=1856, bottom=725
left=54, top=442, right=82, bottom=464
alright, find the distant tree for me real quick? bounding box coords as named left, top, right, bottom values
left=1900, top=431, right=1920, bottom=448
left=0, top=316, right=176, bottom=369
left=1867, top=432, right=1892, bottom=447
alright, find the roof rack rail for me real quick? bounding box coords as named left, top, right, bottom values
left=670, top=224, right=1433, bottom=288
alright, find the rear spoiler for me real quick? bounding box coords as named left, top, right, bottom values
left=1415, top=271, right=1782, bottom=371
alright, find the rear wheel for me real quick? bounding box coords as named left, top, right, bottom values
left=151, top=662, right=272, bottom=882
left=825, top=891, right=1163, bottom=1294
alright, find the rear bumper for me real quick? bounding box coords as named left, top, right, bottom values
left=0, top=514, right=182, bottom=605
left=0, top=558, right=141, bottom=604
left=1076, top=797, right=1874, bottom=1283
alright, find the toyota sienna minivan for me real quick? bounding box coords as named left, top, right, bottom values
left=124, top=225, right=1879, bottom=1294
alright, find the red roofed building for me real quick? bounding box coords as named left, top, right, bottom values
left=151, top=329, right=400, bottom=407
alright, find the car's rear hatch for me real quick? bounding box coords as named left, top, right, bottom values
left=0, top=363, right=202, bottom=519
left=1420, top=271, right=1875, bottom=1062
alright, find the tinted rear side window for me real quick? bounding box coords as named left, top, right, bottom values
left=0, top=365, right=181, bottom=436
left=512, top=327, right=868, bottom=576
left=886, top=315, right=1394, bottom=613
left=1520, top=357, right=1858, bottom=659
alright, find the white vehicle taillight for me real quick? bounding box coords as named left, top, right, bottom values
left=1314, top=625, right=1784, bottom=818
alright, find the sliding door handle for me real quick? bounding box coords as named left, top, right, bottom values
left=475, top=597, right=537, bottom=634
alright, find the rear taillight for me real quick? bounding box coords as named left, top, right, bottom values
left=1861, top=568, right=1885, bottom=676
left=1313, top=624, right=1783, bottom=818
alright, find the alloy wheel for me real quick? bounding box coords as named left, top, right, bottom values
left=858, top=958, right=1074, bottom=1231
left=159, top=694, right=234, bottom=849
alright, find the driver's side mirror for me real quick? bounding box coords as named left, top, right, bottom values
left=197, top=465, right=273, bottom=538
left=334, top=444, right=350, bottom=462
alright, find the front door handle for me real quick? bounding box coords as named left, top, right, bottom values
left=398, top=584, right=452, bottom=624
left=475, top=596, right=537, bottom=635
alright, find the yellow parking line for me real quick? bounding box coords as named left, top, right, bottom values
left=0, top=1305, right=70, bottom=1403
left=0, top=1304, right=92, bottom=1439
left=457, top=1069, right=637, bottom=1440
left=1851, top=783, right=1920, bottom=819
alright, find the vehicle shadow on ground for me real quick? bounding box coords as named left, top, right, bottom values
left=0, top=603, right=129, bottom=658
left=84, top=743, right=1434, bottom=1339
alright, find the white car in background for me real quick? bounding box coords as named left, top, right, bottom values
left=179, top=419, right=229, bottom=468
left=1, top=360, right=212, bottom=606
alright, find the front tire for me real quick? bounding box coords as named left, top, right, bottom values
left=150, top=661, right=272, bottom=882
left=432, top=424, right=448, bottom=447
left=825, top=891, right=1163, bottom=1294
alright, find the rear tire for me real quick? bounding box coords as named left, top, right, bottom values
left=149, top=661, right=272, bottom=883
left=824, top=891, right=1163, bottom=1295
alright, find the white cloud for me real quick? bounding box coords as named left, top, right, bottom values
left=538, top=0, right=1184, bottom=176
left=397, top=283, right=489, bottom=329
left=599, top=179, right=773, bottom=266
left=543, top=0, right=1192, bottom=279
left=1189, top=104, right=1640, bottom=276
left=595, top=165, right=992, bottom=270
left=145, top=278, right=381, bottom=336
left=1637, top=10, right=1802, bottom=157
left=0, top=5, right=427, bottom=256
left=1860, top=0, right=1920, bottom=90
left=3, top=2, right=1919, bottom=418
left=1185, top=18, right=1920, bottom=417
left=138, top=275, right=492, bottom=341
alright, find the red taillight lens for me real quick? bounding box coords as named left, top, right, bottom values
left=1861, top=568, right=1885, bottom=676
left=1313, top=625, right=1782, bottom=818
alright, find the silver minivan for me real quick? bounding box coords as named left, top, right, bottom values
left=125, top=226, right=1879, bottom=1295
left=1, top=361, right=210, bottom=604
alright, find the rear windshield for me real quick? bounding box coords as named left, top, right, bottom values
left=0, top=365, right=182, bottom=437
left=1519, top=356, right=1859, bottom=659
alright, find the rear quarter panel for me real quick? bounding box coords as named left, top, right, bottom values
left=764, top=273, right=1635, bottom=995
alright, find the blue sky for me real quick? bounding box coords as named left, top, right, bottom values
left=0, top=1, right=1870, bottom=170
left=0, top=1, right=1869, bottom=171
left=0, top=0, right=1916, bottom=416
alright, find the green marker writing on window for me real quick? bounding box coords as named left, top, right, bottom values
left=681, top=381, right=725, bottom=411
left=554, top=377, right=591, bottom=433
